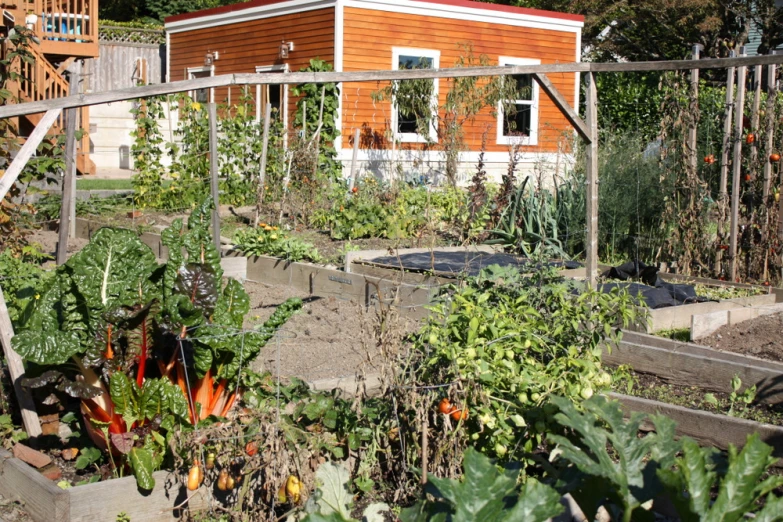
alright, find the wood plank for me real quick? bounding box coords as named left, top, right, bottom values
left=0, top=450, right=67, bottom=521
left=0, top=109, right=61, bottom=201
left=609, top=393, right=783, bottom=464
left=532, top=73, right=589, bottom=142
left=603, top=340, right=783, bottom=404
left=6, top=55, right=783, bottom=120
left=68, top=469, right=210, bottom=521
left=620, top=330, right=783, bottom=370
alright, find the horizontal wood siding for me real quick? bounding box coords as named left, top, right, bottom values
left=341, top=7, right=578, bottom=154
left=168, top=8, right=335, bottom=119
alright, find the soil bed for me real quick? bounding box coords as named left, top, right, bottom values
left=615, top=371, right=783, bottom=425
left=242, top=280, right=418, bottom=382
left=695, top=311, right=783, bottom=362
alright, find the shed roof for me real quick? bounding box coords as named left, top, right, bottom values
left=165, top=0, right=583, bottom=28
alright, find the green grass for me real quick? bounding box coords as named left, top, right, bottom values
left=76, top=179, right=172, bottom=191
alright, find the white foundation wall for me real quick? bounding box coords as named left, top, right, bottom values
left=337, top=149, right=578, bottom=187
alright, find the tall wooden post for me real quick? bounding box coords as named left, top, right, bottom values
left=763, top=59, right=777, bottom=199
left=717, top=51, right=736, bottom=276
left=57, top=108, right=78, bottom=266
left=208, top=103, right=221, bottom=251
left=730, top=47, right=748, bottom=281
left=750, top=64, right=762, bottom=169
left=254, top=103, right=272, bottom=227
left=687, top=45, right=702, bottom=178
left=584, top=72, right=599, bottom=288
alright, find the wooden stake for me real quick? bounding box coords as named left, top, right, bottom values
left=717, top=51, right=736, bottom=276
left=0, top=285, right=42, bottom=438
left=254, top=103, right=272, bottom=227
left=687, top=45, right=702, bottom=180
left=750, top=65, right=762, bottom=171
left=730, top=48, right=748, bottom=282
left=208, top=103, right=220, bottom=251
left=420, top=407, right=428, bottom=485
left=349, top=128, right=360, bottom=190
left=584, top=72, right=599, bottom=288
left=57, top=108, right=78, bottom=266
left=311, top=85, right=326, bottom=178
left=68, top=107, right=79, bottom=239
left=763, top=60, right=777, bottom=199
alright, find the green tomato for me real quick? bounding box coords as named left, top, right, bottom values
left=580, top=387, right=594, bottom=400
left=428, top=333, right=438, bottom=345
left=595, top=371, right=612, bottom=387
left=465, top=347, right=477, bottom=359
left=471, top=432, right=480, bottom=441
left=505, top=350, right=514, bottom=360
left=517, top=392, right=529, bottom=404
left=495, top=443, right=508, bottom=457
left=530, top=392, right=541, bottom=403
left=524, top=339, right=532, bottom=348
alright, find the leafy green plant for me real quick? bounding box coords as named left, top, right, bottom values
left=0, top=246, right=52, bottom=328
left=548, top=395, right=680, bottom=522
left=234, top=224, right=321, bottom=262
left=131, top=92, right=168, bottom=208
left=400, top=448, right=563, bottom=522
left=659, top=434, right=783, bottom=521
left=12, top=199, right=290, bottom=488
left=412, top=263, right=641, bottom=465
left=0, top=414, right=27, bottom=449
left=704, top=374, right=757, bottom=417
left=297, top=462, right=389, bottom=522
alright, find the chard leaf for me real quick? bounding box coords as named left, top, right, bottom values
left=110, top=372, right=140, bottom=425
left=213, top=278, right=250, bottom=328
left=66, top=227, right=157, bottom=312
left=183, top=198, right=223, bottom=280
left=174, top=263, right=219, bottom=318
left=128, top=447, right=156, bottom=491
left=140, top=378, right=189, bottom=428
left=13, top=330, right=82, bottom=365
left=110, top=432, right=135, bottom=455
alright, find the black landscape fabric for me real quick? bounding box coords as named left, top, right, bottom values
left=600, top=261, right=711, bottom=309
left=367, top=251, right=582, bottom=277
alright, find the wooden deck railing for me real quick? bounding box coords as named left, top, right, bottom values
left=23, top=0, right=97, bottom=45
left=18, top=42, right=69, bottom=129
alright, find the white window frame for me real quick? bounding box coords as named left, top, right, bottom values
left=496, top=57, right=540, bottom=146
left=187, top=65, right=215, bottom=103
left=391, top=47, right=440, bottom=143
left=254, top=64, right=289, bottom=132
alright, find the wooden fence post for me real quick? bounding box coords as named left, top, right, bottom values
left=254, top=103, right=272, bottom=227
left=57, top=108, right=78, bottom=266
left=717, top=51, right=736, bottom=276
left=208, top=102, right=220, bottom=251
left=763, top=59, right=777, bottom=199
left=730, top=47, right=748, bottom=282
left=750, top=64, right=763, bottom=169
left=584, top=72, right=599, bottom=288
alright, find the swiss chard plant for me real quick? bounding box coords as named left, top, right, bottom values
left=13, top=199, right=292, bottom=489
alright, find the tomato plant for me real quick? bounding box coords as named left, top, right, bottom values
left=411, top=263, right=642, bottom=464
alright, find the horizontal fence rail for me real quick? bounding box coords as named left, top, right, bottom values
left=3, top=54, right=783, bottom=120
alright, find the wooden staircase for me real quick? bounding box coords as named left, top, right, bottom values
left=2, top=0, right=98, bottom=175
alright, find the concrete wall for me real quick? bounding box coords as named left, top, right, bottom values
left=85, top=41, right=176, bottom=171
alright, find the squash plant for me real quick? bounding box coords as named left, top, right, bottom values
left=14, top=199, right=284, bottom=489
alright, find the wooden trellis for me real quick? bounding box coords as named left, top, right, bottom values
left=2, top=54, right=783, bottom=437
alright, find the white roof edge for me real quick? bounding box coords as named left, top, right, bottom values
left=165, top=0, right=582, bottom=33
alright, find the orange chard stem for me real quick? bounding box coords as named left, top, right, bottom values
left=104, top=324, right=114, bottom=360
left=136, top=317, right=148, bottom=388
left=208, top=379, right=227, bottom=414
left=219, top=391, right=237, bottom=418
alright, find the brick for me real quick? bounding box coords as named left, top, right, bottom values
left=12, top=443, right=52, bottom=469
left=39, top=464, right=62, bottom=481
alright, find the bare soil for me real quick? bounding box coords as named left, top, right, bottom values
left=25, top=229, right=89, bottom=266
left=695, top=312, right=783, bottom=362
left=243, top=280, right=418, bottom=383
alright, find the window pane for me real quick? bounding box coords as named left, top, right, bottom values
left=399, top=55, right=434, bottom=69
left=503, top=103, right=531, bottom=136
left=513, top=74, right=533, bottom=101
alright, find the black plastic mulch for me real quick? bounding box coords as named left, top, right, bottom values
left=599, top=261, right=711, bottom=309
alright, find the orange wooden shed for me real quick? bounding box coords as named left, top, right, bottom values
left=165, top=0, right=583, bottom=182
